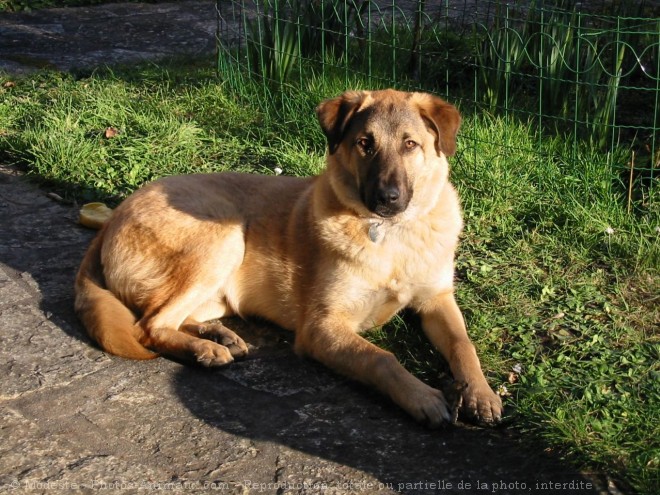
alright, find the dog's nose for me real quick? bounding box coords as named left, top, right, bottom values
left=377, top=185, right=400, bottom=205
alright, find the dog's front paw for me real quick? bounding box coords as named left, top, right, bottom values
left=402, top=382, right=452, bottom=428
left=461, top=382, right=503, bottom=425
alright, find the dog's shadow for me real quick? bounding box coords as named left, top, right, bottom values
left=172, top=319, right=601, bottom=494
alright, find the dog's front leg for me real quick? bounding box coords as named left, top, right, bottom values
left=417, top=292, right=502, bottom=425
left=295, top=317, right=451, bottom=427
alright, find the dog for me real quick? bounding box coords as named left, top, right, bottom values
left=75, top=89, right=503, bottom=427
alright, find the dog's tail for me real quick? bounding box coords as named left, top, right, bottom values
left=75, top=232, right=158, bottom=360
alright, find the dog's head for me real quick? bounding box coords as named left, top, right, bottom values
left=317, top=89, right=461, bottom=219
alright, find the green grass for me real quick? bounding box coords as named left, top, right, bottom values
left=453, top=117, right=659, bottom=490
left=1, top=64, right=658, bottom=493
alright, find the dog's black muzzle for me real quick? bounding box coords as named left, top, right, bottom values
left=362, top=158, right=412, bottom=218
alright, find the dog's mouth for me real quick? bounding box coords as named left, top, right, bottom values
left=371, top=203, right=405, bottom=218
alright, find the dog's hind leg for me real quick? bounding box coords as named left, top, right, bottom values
left=138, top=227, right=247, bottom=367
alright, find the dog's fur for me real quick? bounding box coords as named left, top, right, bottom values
left=75, top=89, right=502, bottom=426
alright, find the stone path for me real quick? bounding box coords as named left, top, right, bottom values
left=0, top=1, right=217, bottom=73
left=0, top=2, right=625, bottom=494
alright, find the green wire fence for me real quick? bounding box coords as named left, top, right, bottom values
left=216, top=0, right=660, bottom=202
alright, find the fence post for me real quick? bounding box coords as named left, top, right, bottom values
left=408, top=0, right=425, bottom=80
left=444, top=0, right=449, bottom=98
left=367, top=0, right=372, bottom=85
left=504, top=3, right=510, bottom=125
left=538, top=8, right=544, bottom=158
left=241, top=0, right=250, bottom=78
left=321, top=0, right=326, bottom=79
left=653, top=19, right=660, bottom=182
left=344, top=0, right=350, bottom=86
left=572, top=11, right=581, bottom=163
left=391, top=0, right=397, bottom=83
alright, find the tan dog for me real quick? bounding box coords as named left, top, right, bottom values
left=75, top=89, right=502, bottom=426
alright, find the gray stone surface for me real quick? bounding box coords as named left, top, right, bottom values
left=0, top=1, right=217, bottom=73
left=0, top=2, right=626, bottom=493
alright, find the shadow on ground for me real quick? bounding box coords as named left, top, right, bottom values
left=174, top=354, right=606, bottom=494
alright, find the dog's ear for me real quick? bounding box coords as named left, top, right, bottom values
left=414, top=93, right=461, bottom=157
left=316, top=91, right=365, bottom=154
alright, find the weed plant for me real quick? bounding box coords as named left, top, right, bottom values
left=0, top=65, right=658, bottom=493
left=242, top=0, right=362, bottom=86
left=472, top=1, right=637, bottom=150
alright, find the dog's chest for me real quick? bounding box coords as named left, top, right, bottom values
left=354, top=224, right=456, bottom=328
left=378, top=220, right=454, bottom=280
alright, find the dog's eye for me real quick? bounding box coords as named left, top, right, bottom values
left=356, top=137, right=373, bottom=154
left=405, top=140, right=418, bottom=150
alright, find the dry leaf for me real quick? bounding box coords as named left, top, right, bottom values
left=104, top=127, right=120, bottom=138
left=3, top=81, right=16, bottom=88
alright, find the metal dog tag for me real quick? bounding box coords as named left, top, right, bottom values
left=368, top=222, right=381, bottom=242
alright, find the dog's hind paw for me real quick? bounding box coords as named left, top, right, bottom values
left=192, top=340, right=234, bottom=367
left=183, top=322, right=249, bottom=359
left=201, top=323, right=249, bottom=358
